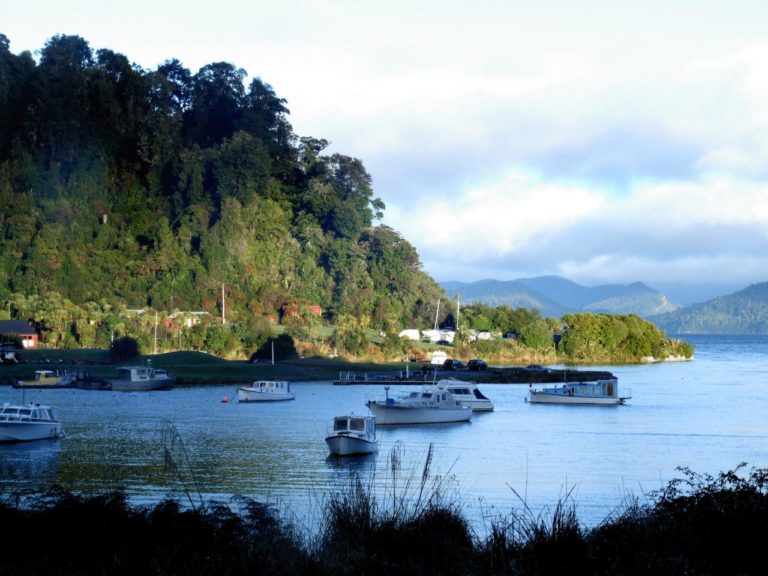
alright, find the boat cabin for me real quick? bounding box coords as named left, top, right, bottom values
left=0, top=403, right=58, bottom=423
left=251, top=381, right=292, bottom=392
left=333, top=415, right=375, bottom=435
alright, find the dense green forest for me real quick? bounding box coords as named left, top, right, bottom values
left=0, top=34, right=443, bottom=339
left=0, top=34, right=692, bottom=362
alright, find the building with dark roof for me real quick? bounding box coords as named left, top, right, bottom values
left=0, top=320, right=38, bottom=349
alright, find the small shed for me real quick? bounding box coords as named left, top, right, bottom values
left=0, top=320, right=38, bottom=349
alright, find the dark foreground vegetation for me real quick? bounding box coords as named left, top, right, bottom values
left=1, top=462, right=765, bottom=575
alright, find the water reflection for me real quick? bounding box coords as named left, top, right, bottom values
left=0, top=438, right=62, bottom=490
left=2, top=337, right=768, bottom=533
left=324, top=452, right=378, bottom=473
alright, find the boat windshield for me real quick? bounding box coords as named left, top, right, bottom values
left=350, top=419, right=365, bottom=431
left=333, top=419, right=348, bottom=432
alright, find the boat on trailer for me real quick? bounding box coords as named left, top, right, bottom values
left=325, top=414, right=378, bottom=456
left=527, top=378, right=630, bottom=405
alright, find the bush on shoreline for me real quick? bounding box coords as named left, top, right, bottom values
left=1, top=463, right=765, bottom=575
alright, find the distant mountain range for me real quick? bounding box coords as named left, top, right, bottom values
left=441, top=276, right=679, bottom=319
left=650, top=282, right=768, bottom=334
left=442, top=276, right=768, bottom=334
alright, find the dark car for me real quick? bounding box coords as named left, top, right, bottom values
left=467, top=358, right=487, bottom=371
left=442, top=359, right=463, bottom=371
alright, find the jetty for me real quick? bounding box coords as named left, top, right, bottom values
left=333, top=366, right=615, bottom=385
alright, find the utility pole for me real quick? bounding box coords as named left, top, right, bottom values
left=154, top=311, right=158, bottom=355
left=221, top=283, right=226, bottom=324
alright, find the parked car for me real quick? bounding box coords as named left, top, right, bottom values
left=525, top=364, right=548, bottom=371
left=442, top=359, right=463, bottom=371
left=467, top=358, right=487, bottom=371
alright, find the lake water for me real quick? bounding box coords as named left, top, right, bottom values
left=2, top=334, right=767, bottom=534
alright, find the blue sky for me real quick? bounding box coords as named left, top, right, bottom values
left=5, top=0, right=768, bottom=303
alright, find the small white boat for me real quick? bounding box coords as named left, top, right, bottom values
left=237, top=381, right=295, bottom=402
left=325, top=415, right=379, bottom=456
left=435, top=378, right=494, bottom=411
left=108, top=366, right=174, bottom=391
left=528, top=378, right=630, bottom=405
left=0, top=403, right=64, bottom=442
left=14, top=369, right=76, bottom=389
left=366, top=386, right=472, bottom=425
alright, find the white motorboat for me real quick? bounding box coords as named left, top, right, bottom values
left=527, top=378, right=630, bottom=405
left=366, top=386, right=472, bottom=425
left=108, top=366, right=174, bottom=391
left=325, top=415, right=379, bottom=456
left=435, top=378, right=494, bottom=411
left=237, top=381, right=295, bottom=402
left=0, top=403, right=64, bottom=442
left=14, top=369, right=76, bottom=389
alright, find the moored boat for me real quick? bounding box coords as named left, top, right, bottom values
left=325, top=414, right=378, bottom=456
left=527, top=378, right=630, bottom=405
left=366, top=386, right=472, bottom=425
left=0, top=403, right=64, bottom=442
left=435, top=378, right=494, bottom=411
left=237, top=381, right=295, bottom=402
left=108, top=366, right=174, bottom=391
left=14, top=369, right=76, bottom=389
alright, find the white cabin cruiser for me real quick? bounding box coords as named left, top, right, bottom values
left=108, top=366, right=174, bottom=391
left=325, top=415, right=379, bottom=456
left=528, top=378, right=630, bottom=405
left=366, top=386, right=472, bottom=425
left=435, top=379, right=494, bottom=411
left=0, top=403, right=64, bottom=442
left=237, top=381, right=295, bottom=402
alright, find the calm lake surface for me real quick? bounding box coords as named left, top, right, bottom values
left=2, top=334, right=767, bottom=533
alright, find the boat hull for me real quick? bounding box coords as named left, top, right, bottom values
left=13, top=382, right=75, bottom=389
left=109, top=379, right=173, bottom=391
left=0, top=422, right=63, bottom=443
left=325, top=434, right=379, bottom=456
left=455, top=399, right=494, bottom=411
left=528, top=392, right=626, bottom=405
left=367, top=402, right=471, bottom=425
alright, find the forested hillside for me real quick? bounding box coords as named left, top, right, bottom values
left=0, top=34, right=443, bottom=344
left=652, top=282, right=768, bottom=334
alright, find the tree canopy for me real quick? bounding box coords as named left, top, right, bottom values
left=0, top=34, right=443, bottom=330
